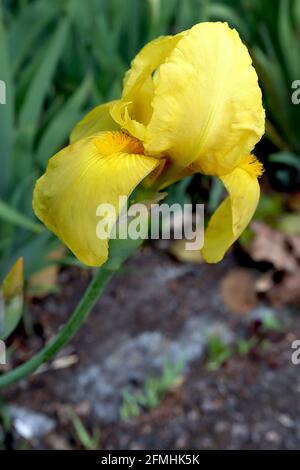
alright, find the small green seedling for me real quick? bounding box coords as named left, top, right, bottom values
left=236, top=337, right=258, bottom=355
left=261, top=313, right=282, bottom=332
left=206, top=335, right=233, bottom=370
left=120, top=359, right=184, bottom=421
left=66, top=407, right=101, bottom=450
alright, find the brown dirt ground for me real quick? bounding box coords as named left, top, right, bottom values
left=2, top=244, right=300, bottom=450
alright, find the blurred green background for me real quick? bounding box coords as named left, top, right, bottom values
left=0, top=0, right=300, bottom=280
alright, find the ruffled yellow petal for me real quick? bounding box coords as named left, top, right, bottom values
left=143, top=22, right=264, bottom=172
left=122, top=35, right=183, bottom=98
left=110, top=34, right=183, bottom=141
left=70, top=101, right=119, bottom=143
left=201, top=157, right=261, bottom=263
left=33, top=132, right=158, bottom=267
left=110, top=100, right=147, bottom=143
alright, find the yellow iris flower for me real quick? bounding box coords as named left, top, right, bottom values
left=33, top=22, right=265, bottom=267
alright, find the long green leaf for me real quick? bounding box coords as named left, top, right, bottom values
left=278, top=0, right=299, bottom=80
left=36, top=75, right=92, bottom=166
left=0, top=3, right=14, bottom=196
left=8, top=0, right=58, bottom=74
left=206, top=3, right=249, bottom=39
left=268, top=151, right=300, bottom=172
left=18, top=18, right=70, bottom=139
left=0, top=199, right=43, bottom=234
left=253, top=47, right=295, bottom=146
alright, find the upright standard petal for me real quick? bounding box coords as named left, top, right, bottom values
left=201, top=156, right=262, bottom=263
left=110, top=34, right=183, bottom=142
left=70, top=101, right=119, bottom=143
left=33, top=132, right=158, bottom=266
left=144, top=22, right=265, bottom=171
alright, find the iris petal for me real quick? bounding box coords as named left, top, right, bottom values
left=70, top=101, right=119, bottom=143
left=145, top=22, right=264, bottom=171
left=201, top=162, right=260, bottom=263
left=110, top=33, right=183, bottom=141
left=33, top=132, right=158, bottom=266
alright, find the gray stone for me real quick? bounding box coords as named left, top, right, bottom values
left=10, top=406, right=55, bottom=440
left=72, top=317, right=235, bottom=423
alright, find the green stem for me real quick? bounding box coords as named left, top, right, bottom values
left=0, top=266, right=114, bottom=390
left=0, top=195, right=150, bottom=390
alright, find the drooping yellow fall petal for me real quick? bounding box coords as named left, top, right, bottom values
left=201, top=157, right=262, bottom=263
left=70, top=101, right=119, bottom=143
left=33, top=132, right=158, bottom=266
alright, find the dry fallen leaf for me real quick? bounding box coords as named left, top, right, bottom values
left=220, top=268, right=258, bottom=314
left=45, top=433, right=72, bottom=450
left=288, top=234, right=300, bottom=258
left=247, top=221, right=299, bottom=272
left=243, top=219, right=300, bottom=306
left=287, top=192, right=300, bottom=212
left=255, top=271, right=275, bottom=294
left=267, top=272, right=300, bottom=306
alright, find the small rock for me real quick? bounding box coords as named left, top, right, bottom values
left=231, top=423, right=249, bottom=439
left=264, top=430, right=281, bottom=444
left=187, top=410, right=199, bottom=422
left=73, top=320, right=234, bottom=423
left=45, top=433, right=72, bottom=450
left=278, top=414, right=294, bottom=428
left=10, top=406, right=55, bottom=440
left=175, top=433, right=189, bottom=449
left=201, top=436, right=213, bottom=448
left=215, top=421, right=229, bottom=433
left=201, top=398, right=222, bottom=412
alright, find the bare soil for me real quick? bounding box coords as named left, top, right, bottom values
left=2, top=244, right=300, bottom=450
